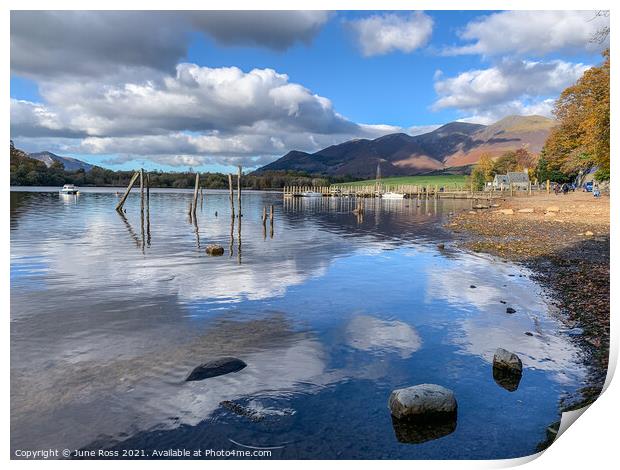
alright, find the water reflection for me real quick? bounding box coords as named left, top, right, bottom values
left=345, top=315, right=421, bottom=358
left=391, top=414, right=458, bottom=444
left=116, top=210, right=141, bottom=248
left=426, top=256, right=585, bottom=383
left=10, top=188, right=587, bottom=459
left=493, top=366, right=522, bottom=392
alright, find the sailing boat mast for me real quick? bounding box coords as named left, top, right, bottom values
left=375, top=161, right=382, bottom=194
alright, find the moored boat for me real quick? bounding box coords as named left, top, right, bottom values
left=60, top=184, right=79, bottom=194
left=382, top=192, right=406, bottom=199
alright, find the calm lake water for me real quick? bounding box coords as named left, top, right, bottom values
left=10, top=187, right=587, bottom=459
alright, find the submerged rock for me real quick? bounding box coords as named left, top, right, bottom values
left=506, top=307, right=516, bottom=314
left=437, top=243, right=445, bottom=250
left=220, top=399, right=295, bottom=423
left=205, top=244, right=224, bottom=256
left=388, top=384, right=457, bottom=420
left=220, top=400, right=264, bottom=422
left=493, top=348, right=523, bottom=374
left=186, top=357, right=247, bottom=381
left=517, top=208, right=534, bottom=213
left=499, top=209, right=514, bottom=215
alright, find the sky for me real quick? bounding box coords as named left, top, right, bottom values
left=10, top=10, right=610, bottom=172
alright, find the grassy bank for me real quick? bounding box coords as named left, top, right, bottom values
left=338, top=175, right=467, bottom=188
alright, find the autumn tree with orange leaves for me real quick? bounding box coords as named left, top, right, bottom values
left=540, top=49, right=610, bottom=181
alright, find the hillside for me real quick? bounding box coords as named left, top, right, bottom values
left=257, top=115, right=555, bottom=178
left=29, top=151, right=93, bottom=171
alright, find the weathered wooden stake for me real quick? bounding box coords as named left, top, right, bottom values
left=228, top=173, right=235, bottom=218
left=140, top=168, right=145, bottom=217
left=262, top=206, right=267, bottom=225
left=116, top=171, right=140, bottom=212
left=140, top=169, right=145, bottom=252
left=270, top=206, right=274, bottom=239
left=192, top=173, right=200, bottom=218
left=237, top=165, right=242, bottom=217
left=146, top=172, right=150, bottom=207
left=146, top=172, right=151, bottom=246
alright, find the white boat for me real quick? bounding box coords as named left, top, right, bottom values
left=60, top=184, right=79, bottom=194
left=381, top=192, right=406, bottom=199
left=301, top=191, right=323, bottom=197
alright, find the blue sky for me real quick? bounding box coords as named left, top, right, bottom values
left=10, top=10, right=609, bottom=172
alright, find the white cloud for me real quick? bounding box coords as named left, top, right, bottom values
left=446, top=10, right=609, bottom=57
left=347, top=12, right=433, bottom=57
left=432, top=59, right=590, bottom=122
left=457, top=99, right=556, bottom=125
left=11, top=63, right=410, bottom=168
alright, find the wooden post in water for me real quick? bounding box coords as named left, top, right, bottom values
left=228, top=173, right=235, bottom=218
left=146, top=172, right=150, bottom=208
left=140, top=168, right=145, bottom=217
left=546, top=179, right=550, bottom=194
left=146, top=172, right=151, bottom=246
left=510, top=183, right=514, bottom=197
left=262, top=206, right=267, bottom=239
left=192, top=173, right=199, bottom=218
left=528, top=181, right=532, bottom=196
left=269, top=204, right=274, bottom=239
left=115, top=171, right=140, bottom=212
left=237, top=165, right=242, bottom=217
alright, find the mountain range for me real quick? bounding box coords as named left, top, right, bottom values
left=28, top=151, right=93, bottom=172
left=256, top=115, right=556, bottom=178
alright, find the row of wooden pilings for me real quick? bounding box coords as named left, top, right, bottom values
left=114, top=166, right=276, bottom=245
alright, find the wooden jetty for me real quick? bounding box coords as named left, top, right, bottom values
left=283, top=182, right=546, bottom=200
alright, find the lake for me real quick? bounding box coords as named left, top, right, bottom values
left=10, top=187, right=587, bottom=459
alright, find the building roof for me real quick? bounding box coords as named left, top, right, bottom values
left=494, top=174, right=509, bottom=183
left=507, top=172, right=530, bottom=183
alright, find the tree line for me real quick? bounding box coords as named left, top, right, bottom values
left=10, top=142, right=347, bottom=189
left=471, top=48, right=610, bottom=189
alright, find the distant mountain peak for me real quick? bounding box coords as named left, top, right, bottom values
left=28, top=151, right=93, bottom=172
left=256, top=114, right=556, bottom=178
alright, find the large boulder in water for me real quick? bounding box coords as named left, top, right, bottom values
left=388, top=384, right=457, bottom=420
left=186, top=357, right=247, bottom=381
left=493, top=348, right=522, bottom=374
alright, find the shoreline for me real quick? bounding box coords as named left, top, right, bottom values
left=445, top=192, right=610, bottom=412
